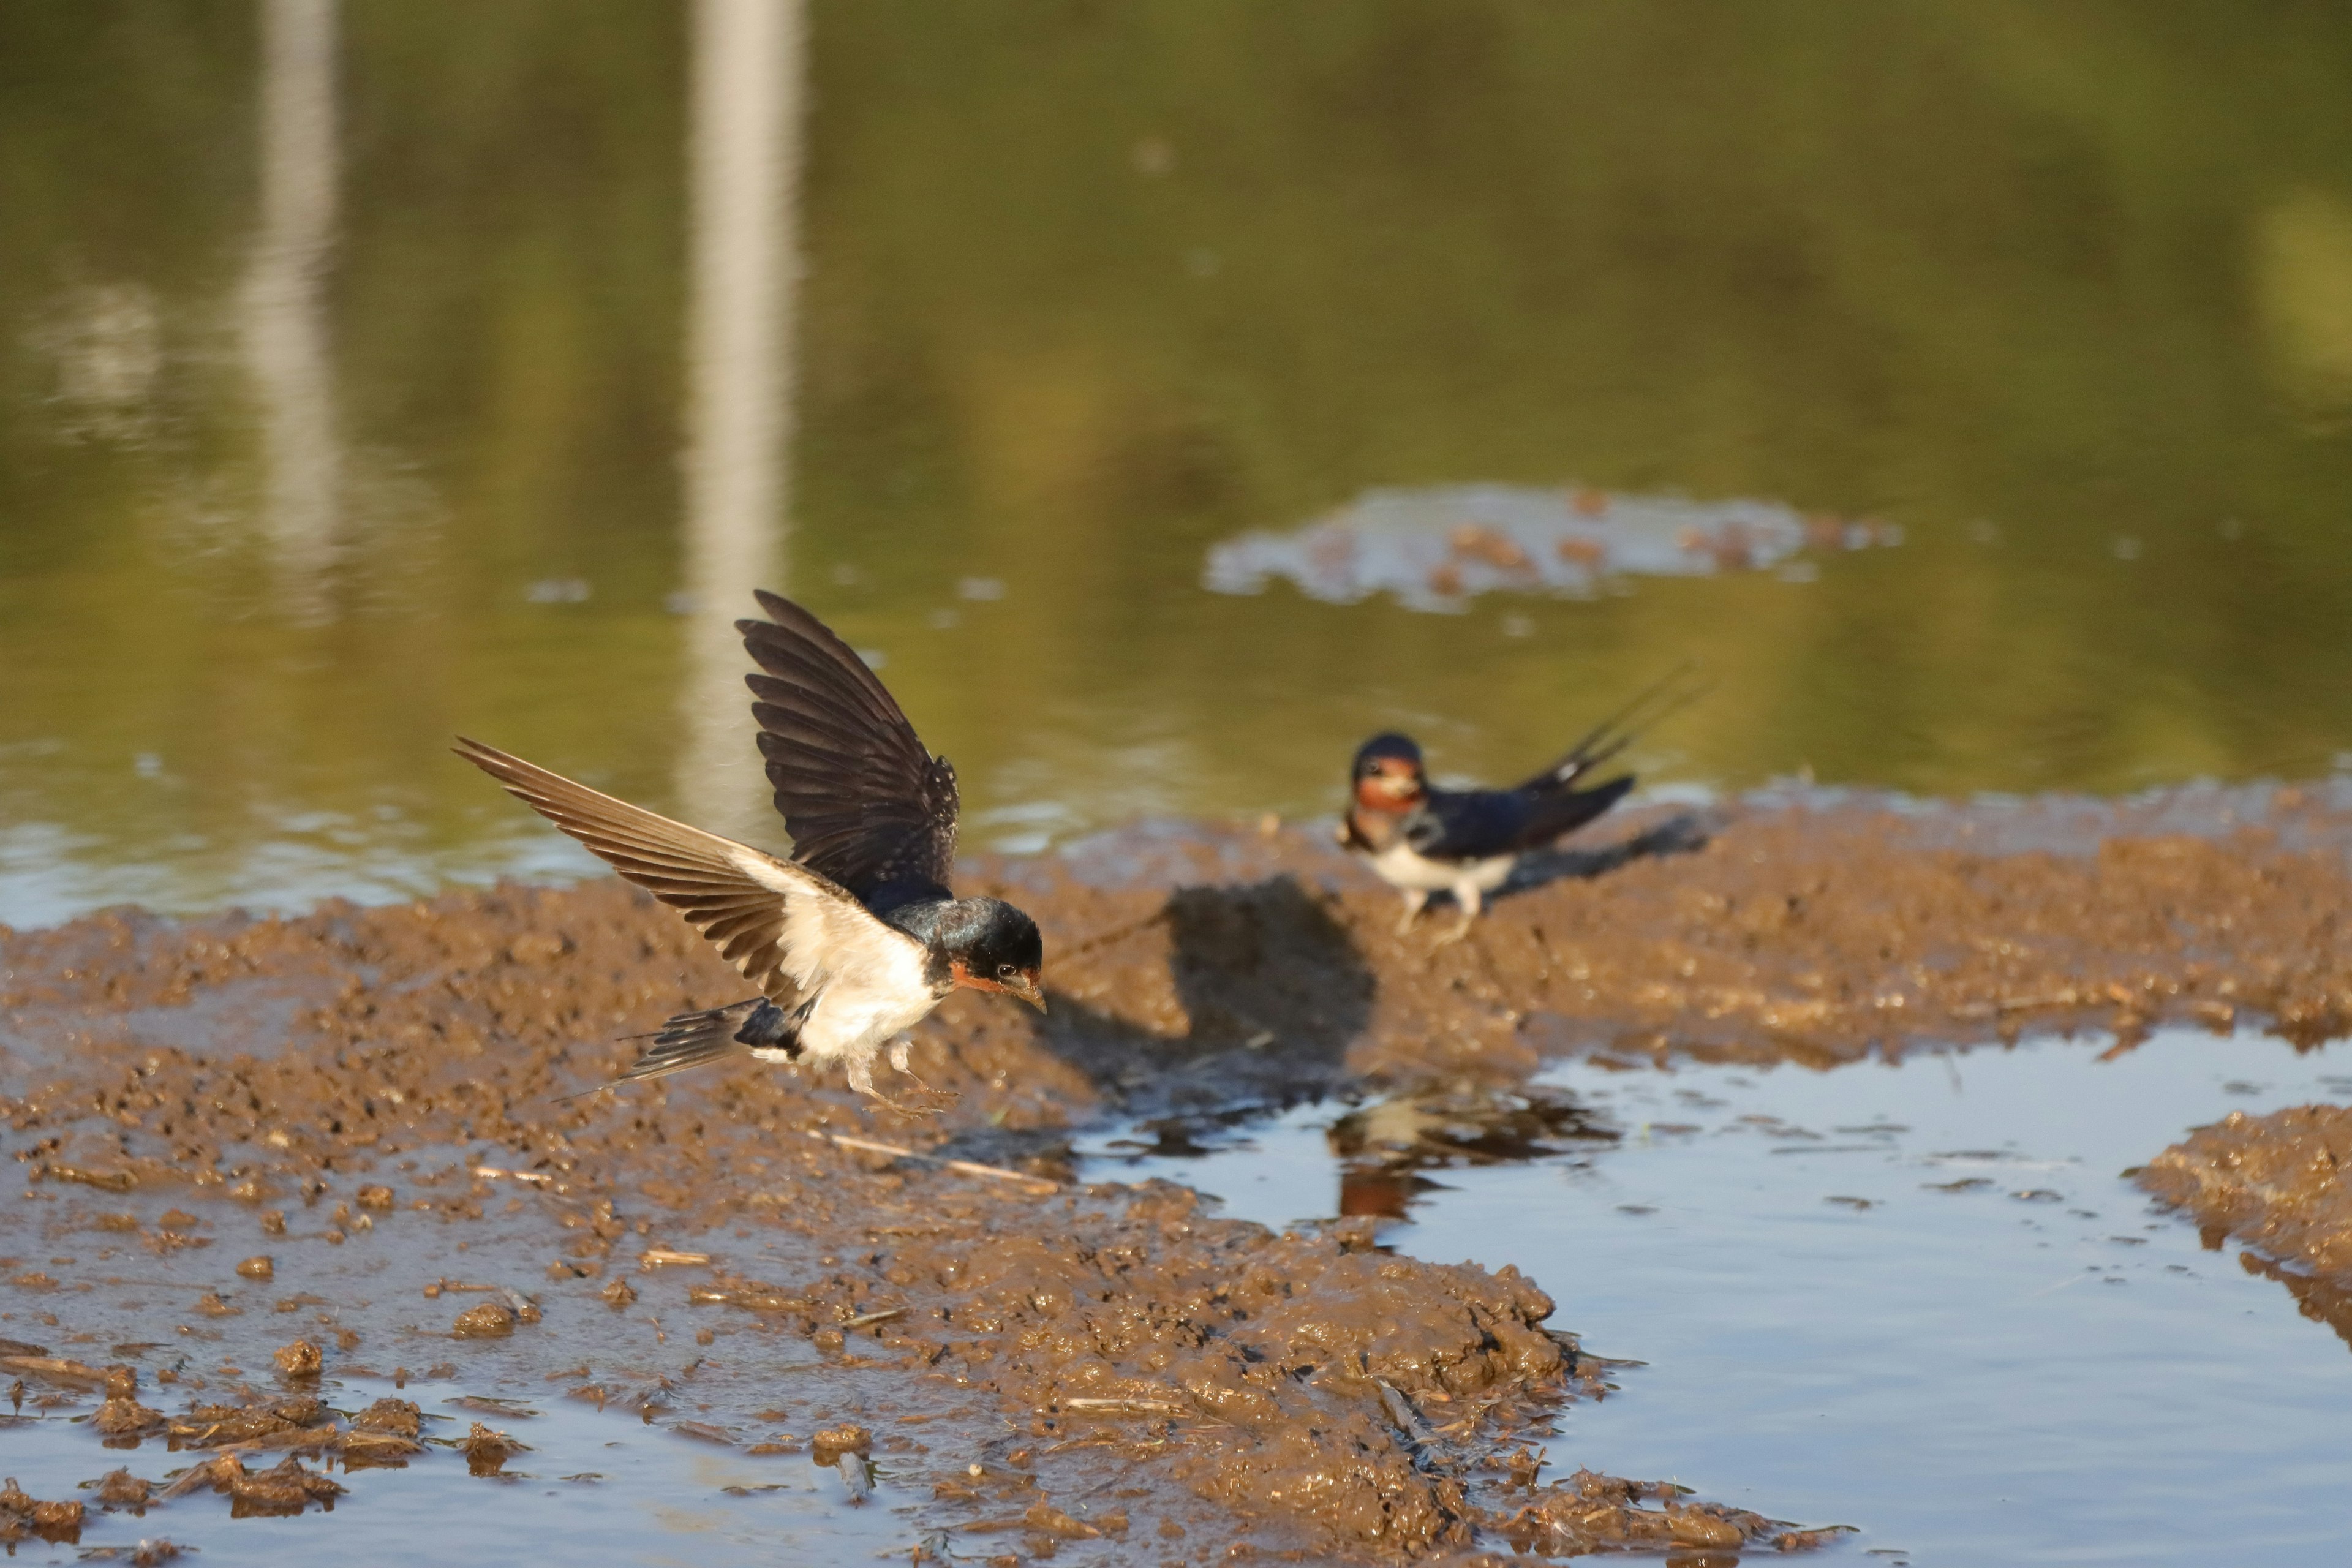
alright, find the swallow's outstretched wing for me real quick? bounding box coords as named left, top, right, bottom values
left=738, top=589, right=960, bottom=910
left=453, top=738, right=924, bottom=1005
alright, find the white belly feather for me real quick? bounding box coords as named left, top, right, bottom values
left=793, top=937, right=941, bottom=1066
left=1368, top=840, right=1515, bottom=895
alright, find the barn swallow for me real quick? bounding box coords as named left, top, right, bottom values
left=456, top=589, right=1043, bottom=1114
left=1339, top=668, right=1700, bottom=943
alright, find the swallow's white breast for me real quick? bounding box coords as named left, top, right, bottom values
left=1366, top=840, right=1515, bottom=895
left=795, top=929, right=942, bottom=1065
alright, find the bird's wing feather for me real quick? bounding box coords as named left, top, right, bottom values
left=1513, top=773, right=1637, bottom=848
left=453, top=738, right=924, bottom=1001
left=1403, top=790, right=1534, bottom=862
left=738, top=590, right=959, bottom=903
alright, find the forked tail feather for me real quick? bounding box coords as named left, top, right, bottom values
left=1521, top=662, right=1710, bottom=793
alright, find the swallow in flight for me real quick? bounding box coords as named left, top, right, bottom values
left=457, top=590, right=1044, bottom=1114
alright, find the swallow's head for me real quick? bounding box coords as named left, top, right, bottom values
left=944, top=897, right=1047, bottom=1011
left=1349, top=732, right=1425, bottom=810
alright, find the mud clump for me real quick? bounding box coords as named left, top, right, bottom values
left=2139, top=1105, right=2352, bottom=1341
left=352, top=1397, right=423, bottom=1439
left=451, top=1302, right=515, bottom=1338
left=91, top=1468, right=152, bottom=1509
left=94, top=1395, right=164, bottom=1436
left=225, top=1454, right=345, bottom=1518
left=2139, top=1105, right=2352, bottom=1273
left=273, top=1338, right=323, bottom=1378
left=236, top=1255, right=274, bottom=1279
left=168, top=1395, right=331, bottom=1449
left=344, top=1398, right=426, bottom=1467
left=0, top=1477, right=84, bottom=1542
left=1491, top=1469, right=1819, bottom=1555
left=809, top=1423, right=870, bottom=1464
left=462, top=1422, right=527, bottom=1477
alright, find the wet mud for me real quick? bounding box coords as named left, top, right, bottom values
left=2139, top=1105, right=2352, bottom=1349
left=6, top=790, right=2352, bottom=1559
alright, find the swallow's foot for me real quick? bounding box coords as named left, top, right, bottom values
left=895, top=1076, right=963, bottom=1112
left=1428, top=913, right=1477, bottom=949
left=850, top=1055, right=943, bottom=1117
left=884, top=1040, right=962, bottom=1109
left=1394, top=891, right=1429, bottom=936
left=859, top=1090, right=949, bottom=1119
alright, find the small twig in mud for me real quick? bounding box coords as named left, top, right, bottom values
left=636, top=1248, right=711, bottom=1267
left=472, top=1166, right=555, bottom=1186
left=0, top=1355, right=110, bottom=1390
left=1950, top=990, right=2084, bottom=1021
left=1058, top=1396, right=1183, bottom=1416
left=801, top=1128, right=1060, bottom=1195
left=1375, top=1380, right=1438, bottom=1447
left=839, top=1308, right=907, bottom=1330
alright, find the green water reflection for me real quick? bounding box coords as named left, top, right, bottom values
left=4, top=2, right=2350, bottom=924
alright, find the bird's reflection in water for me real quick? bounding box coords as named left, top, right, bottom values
left=1099, top=1104, right=1271, bottom=1161
left=1328, top=1083, right=1618, bottom=1221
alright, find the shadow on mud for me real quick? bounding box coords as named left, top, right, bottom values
left=1498, top=808, right=1716, bottom=903
left=1028, top=874, right=1374, bottom=1091
left=957, top=820, right=1700, bottom=1172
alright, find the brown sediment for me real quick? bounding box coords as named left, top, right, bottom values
left=0, top=1476, right=85, bottom=1542
left=2138, top=1105, right=2352, bottom=1345
left=2, top=794, right=2351, bottom=1557
left=981, top=799, right=2352, bottom=1099
left=273, top=1337, right=323, bottom=1377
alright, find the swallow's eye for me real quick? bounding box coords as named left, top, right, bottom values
left=997, top=963, right=1018, bottom=979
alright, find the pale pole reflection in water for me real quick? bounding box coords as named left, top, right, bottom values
left=676, top=0, right=806, bottom=846
left=243, top=0, right=342, bottom=622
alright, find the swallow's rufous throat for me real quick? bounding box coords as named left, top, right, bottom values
left=456, top=589, right=1044, bottom=1114
left=1340, top=669, right=1700, bottom=943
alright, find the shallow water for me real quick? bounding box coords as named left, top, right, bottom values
left=0, top=1376, right=913, bottom=1566
left=9, top=5, right=2352, bottom=924
left=1078, top=1028, right=2352, bottom=1564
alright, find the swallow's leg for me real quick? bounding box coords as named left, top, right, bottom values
left=1430, top=883, right=1482, bottom=948
left=847, top=1052, right=943, bottom=1118
left=888, top=1037, right=960, bottom=1106
left=1395, top=889, right=1429, bottom=935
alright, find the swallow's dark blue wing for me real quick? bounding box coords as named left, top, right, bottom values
left=739, top=590, right=959, bottom=910
left=1405, top=774, right=1637, bottom=861
left=1513, top=772, right=1635, bottom=845
left=1403, top=789, right=1539, bottom=861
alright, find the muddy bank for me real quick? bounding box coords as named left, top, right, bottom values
left=983, top=791, right=2352, bottom=1105
left=2138, top=1106, right=2352, bottom=1349
left=6, top=791, right=2352, bottom=1558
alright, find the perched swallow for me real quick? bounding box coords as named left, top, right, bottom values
left=456, top=589, right=1044, bottom=1114
left=1340, top=669, right=1700, bottom=942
